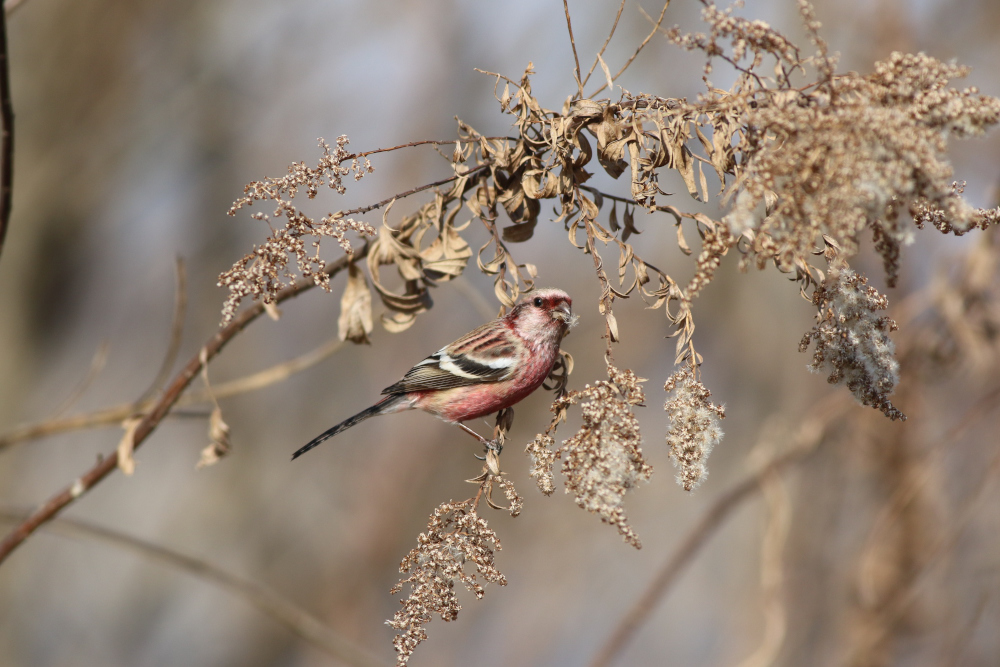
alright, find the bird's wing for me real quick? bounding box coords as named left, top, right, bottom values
left=381, top=320, right=519, bottom=394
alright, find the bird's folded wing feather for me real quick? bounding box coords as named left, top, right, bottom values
left=381, top=321, right=519, bottom=394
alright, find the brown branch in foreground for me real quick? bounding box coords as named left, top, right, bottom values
left=0, top=3, right=13, bottom=263
left=587, top=395, right=846, bottom=667
left=0, top=244, right=367, bottom=565
left=0, top=506, right=388, bottom=667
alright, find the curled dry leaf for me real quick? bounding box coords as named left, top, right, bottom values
left=337, top=262, right=373, bottom=344
left=117, top=417, right=142, bottom=476
left=197, top=407, right=232, bottom=469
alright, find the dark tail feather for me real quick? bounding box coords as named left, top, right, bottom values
left=292, top=395, right=403, bottom=460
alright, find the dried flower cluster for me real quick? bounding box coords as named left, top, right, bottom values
left=218, top=136, right=375, bottom=324
left=724, top=51, right=1000, bottom=286
left=387, top=498, right=507, bottom=665
left=663, top=368, right=726, bottom=491
left=527, top=364, right=651, bottom=548
left=799, top=268, right=904, bottom=420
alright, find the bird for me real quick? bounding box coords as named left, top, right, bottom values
left=293, top=288, right=575, bottom=460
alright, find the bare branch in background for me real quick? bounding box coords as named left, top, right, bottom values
left=0, top=245, right=366, bottom=564
left=0, top=506, right=388, bottom=667
left=0, top=332, right=347, bottom=451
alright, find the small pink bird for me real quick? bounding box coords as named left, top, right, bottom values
left=293, top=288, right=574, bottom=459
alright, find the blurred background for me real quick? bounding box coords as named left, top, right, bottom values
left=1, top=0, right=999, bottom=665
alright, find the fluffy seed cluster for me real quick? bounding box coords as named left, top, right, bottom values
left=527, top=365, right=652, bottom=548
left=800, top=269, right=904, bottom=420
left=217, top=136, right=375, bottom=324
left=387, top=499, right=506, bottom=666
left=525, top=432, right=557, bottom=496
left=663, top=368, right=726, bottom=492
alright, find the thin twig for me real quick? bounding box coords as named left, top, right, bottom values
left=347, top=138, right=514, bottom=161
left=580, top=185, right=638, bottom=206
left=341, top=163, right=488, bottom=218
left=0, top=245, right=367, bottom=565
left=51, top=341, right=110, bottom=419
left=0, top=3, right=13, bottom=263
left=588, top=0, right=672, bottom=99
left=0, top=335, right=348, bottom=451
left=579, top=0, right=627, bottom=92
left=0, top=506, right=388, bottom=667
left=562, top=0, right=584, bottom=98
left=473, top=68, right=519, bottom=87
left=588, top=396, right=845, bottom=667
left=136, top=257, right=188, bottom=406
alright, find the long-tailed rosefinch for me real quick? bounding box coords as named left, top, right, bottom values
left=293, top=288, right=574, bottom=459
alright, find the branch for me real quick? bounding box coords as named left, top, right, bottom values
left=339, top=163, right=489, bottom=217
left=136, top=257, right=188, bottom=406
left=346, top=137, right=515, bottom=161
left=0, top=506, right=388, bottom=667
left=587, top=395, right=846, bottom=667
left=562, top=0, right=584, bottom=98
left=0, top=330, right=348, bottom=452
left=588, top=0, right=672, bottom=99
left=579, top=0, right=627, bottom=92
left=0, top=3, right=13, bottom=263
left=0, top=244, right=367, bottom=565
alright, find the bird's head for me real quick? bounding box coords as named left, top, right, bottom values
left=509, top=288, right=576, bottom=342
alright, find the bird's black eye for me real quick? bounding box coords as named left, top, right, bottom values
left=533, top=297, right=544, bottom=307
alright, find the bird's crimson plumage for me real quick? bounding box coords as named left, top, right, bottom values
left=293, top=288, right=574, bottom=459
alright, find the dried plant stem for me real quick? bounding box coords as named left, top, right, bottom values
left=0, top=246, right=366, bottom=565
left=0, top=3, right=12, bottom=263
left=562, top=0, right=583, bottom=97
left=0, top=506, right=388, bottom=667
left=579, top=185, right=637, bottom=206
left=341, top=163, right=489, bottom=218
left=579, top=0, right=627, bottom=92
left=348, top=137, right=513, bottom=161
left=588, top=396, right=846, bottom=667
left=588, top=0, right=671, bottom=98
left=51, top=341, right=110, bottom=419
left=136, top=257, right=188, bottom=406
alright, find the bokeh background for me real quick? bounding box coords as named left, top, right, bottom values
left=1, top=0, right=999, bottom=665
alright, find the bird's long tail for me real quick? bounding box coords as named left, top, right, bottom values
left=292, top=394, right=406, bottom=460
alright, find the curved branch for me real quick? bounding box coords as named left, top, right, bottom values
left=0, top=244, right=367, bottom=565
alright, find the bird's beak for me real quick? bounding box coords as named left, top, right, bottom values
left=552, top=303, right=577, bottom=328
